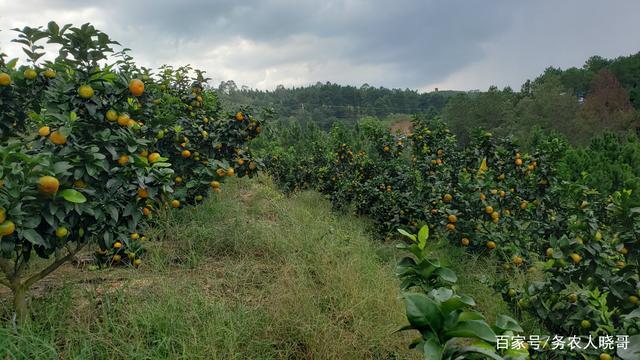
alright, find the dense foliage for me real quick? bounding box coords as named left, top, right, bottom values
left=217, top=80, right=460, bottom=129
left=0, top=22, right=263, bottom=323
left=262, top=116, right=640, bottom=359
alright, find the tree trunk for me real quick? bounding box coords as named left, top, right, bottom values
left=13, top=284, right=28, bottom=324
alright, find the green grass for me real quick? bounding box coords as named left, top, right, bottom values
left=0, top=177, right=416, bottom=359
left=0, top=176, right=545, bottom=359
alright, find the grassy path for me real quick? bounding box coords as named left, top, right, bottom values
left=1, top=177, right=416, bottom=359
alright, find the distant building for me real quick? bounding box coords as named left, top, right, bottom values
left=434, top=87, right=439, bottom=92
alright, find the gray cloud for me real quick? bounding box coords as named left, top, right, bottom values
left=1, top=0, right=639, bottom=90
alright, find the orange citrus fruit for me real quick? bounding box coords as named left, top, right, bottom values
left=0, top=72, right=12, bottom=86
left=0, top=221, right=16, bottom=236
left=128, top=79, right=144, bottom=96
left=78, top=84, right=94, bottom=99
left=49, top=131, right=67, bottom=145
left=38, top=176, right=60, bottom=194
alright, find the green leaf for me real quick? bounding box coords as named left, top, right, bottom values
left=444, top=320, right=497, bottom=343
left=59, top=189, right=86, bottom=203
left=618, top=335, right=640, bottom=360
left=403, top=292, right=444, bottom=331
left=417, top=225, right=429, bottom=249
left=494, top=315, right=523, bottom=333
left=435, top=267, right=457, bottom=283
left=398, top=228, right=416, bottom=242
left=22, top=228, right=46, bottom=246
left=441, top=295, right=475, bottom=314
left=454, top=345, right=503, bottom=360
left=421, top=338, right=443, bottom=360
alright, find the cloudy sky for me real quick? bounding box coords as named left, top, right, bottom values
left=1, top=1, right=639, bottom=92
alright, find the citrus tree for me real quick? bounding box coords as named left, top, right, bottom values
left=0, top=23, right=175, bottom=323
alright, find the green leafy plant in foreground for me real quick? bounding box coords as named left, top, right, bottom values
left=396, top=225, right=529, bottom=359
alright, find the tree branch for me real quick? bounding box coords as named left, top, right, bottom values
left=23, top=242, right=86, bottom=289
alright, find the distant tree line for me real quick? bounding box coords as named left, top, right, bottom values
left=216, top=81, right=460, bottom=129
left=216, top=52, right=640, bottom=145
left=443, top=53, right=640, bottom=145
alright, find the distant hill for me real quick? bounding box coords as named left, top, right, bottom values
left=216, top=81, right=462, bottom=129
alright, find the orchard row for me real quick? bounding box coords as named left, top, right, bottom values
left=0, top=22, right=263, bottom=322
left=264, top=117, right=639, bottom=359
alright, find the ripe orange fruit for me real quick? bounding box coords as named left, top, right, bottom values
left=512, top=256, right=523, bottom=266
left=618, top=247, right=629, bottom=255
left=117, top=113, right=130, bottom=126
left=210, top=181, right=220, bottom=189
left=235, top=112, right=244, bottom=121
left=479, top=193, right=486, bottom=200
left=249, top=162, right=257, bottom=170
left=491, top=211, right=500, bottom=220
left=49, top=131, right=67, bottom=145
left=130, top=233, right=140, bottom=240
left=499, top=190, right=506, bottom=198
left=616, top=261, right=626, bottom=269
left=23, top=68, right=37, bottom=80
left=118, top=154, right=129, bottom=166
left=237, top=158, right=245, bottom=166
left=38, top=176, right=60, bottom=194
left=443, top=194, right=453, bottom=202
left=137, top=188, right=149, bottom=199
left=38, top=126, right=50, bottom=137
left=461, top=238, right=470, bottom=246
left=447, top=214, right=457, bottom=223
left=0, top=72, right=12, bottom=86
left=171, top=200, right=180, bottom=208
left=515, top=158, right=523, bottom=166
left=43, top=69, right=56, bottom=78
left=142, top=207, right=151, bottom=216
left=569, top=253, right=582, bottom=264
left=485, top=206, right=493, bottom=214
left=128, top=79, right=145, bottom=96
left=383, top=146, right=390, bottom=152
left=446, top=223, right=456, bottom=231
left=0, top=208, right=5, bottom=224
left=78, top=84, right=94, bottom=99
left=486, top=241, right=496, bottom=249
left=55, top=227, right=68, bottom=238
left=113, top=241, right=122, bottom=249
left=105, top=109, right=118, bottom=122
left=216, top=168, right=226, bottom=177
left=226, top=168, right=235, bottom=177
left=139, top=150, right=149, bottom=158
left=520, top=201, right=528, bottom=209
left=181, top=150, right=191, bottom=158
left=0, top=221, right=15, bottom=236
left=148, top=152, right=161, bottom=163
